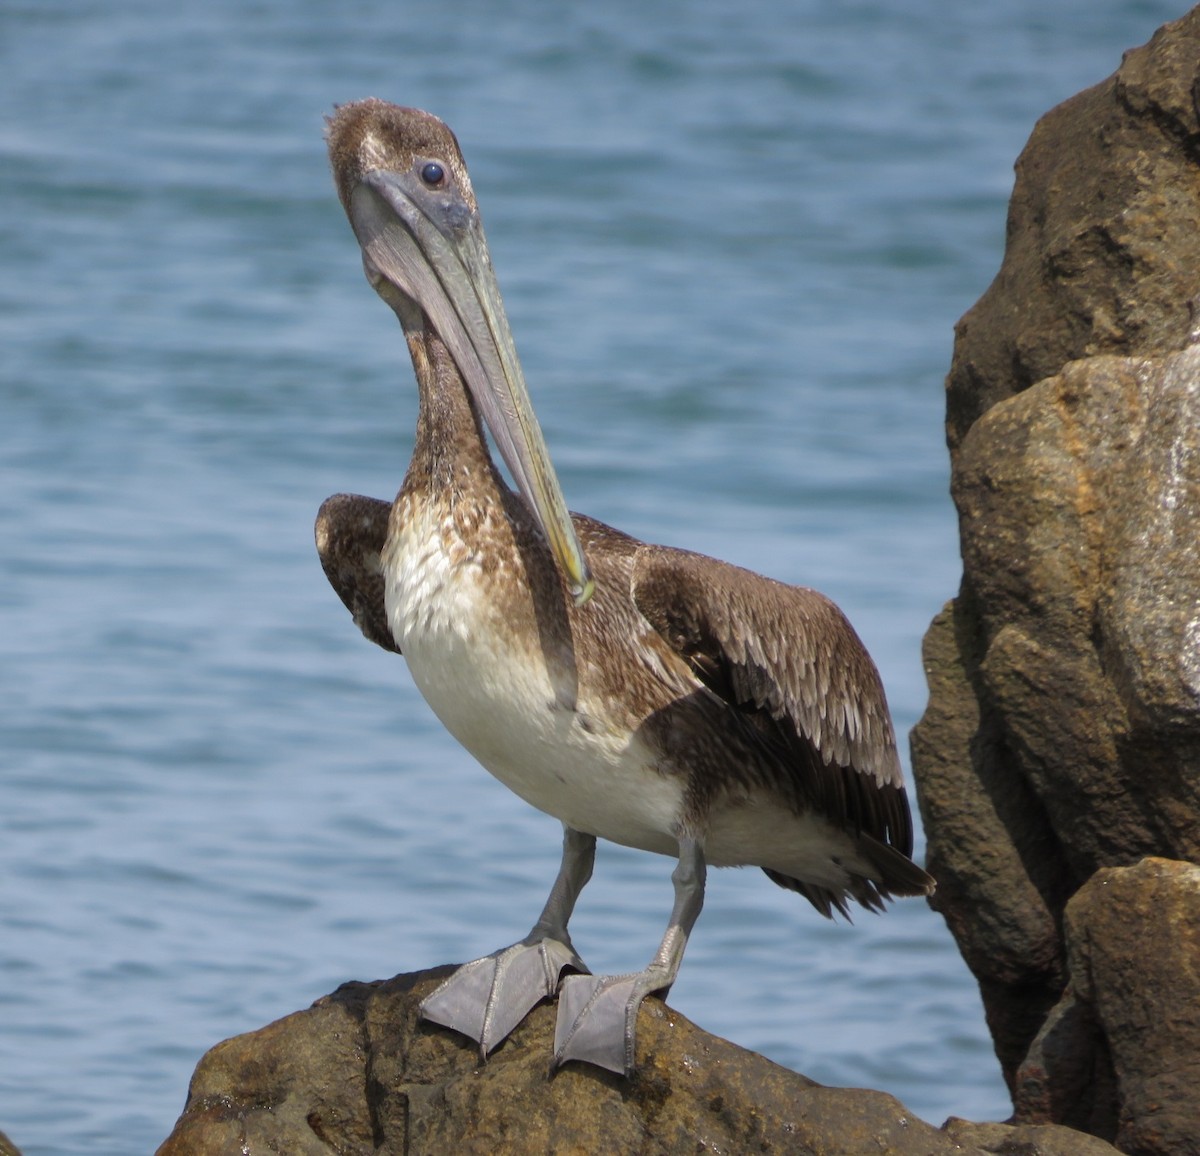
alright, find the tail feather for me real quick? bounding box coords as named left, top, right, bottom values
left=859, top=834, right=936, bottom=898
left=763, top=835, right=934, bottom=920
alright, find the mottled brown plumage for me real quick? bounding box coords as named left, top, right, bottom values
left=316, top=99, right=933, bottom=1074
left=315, top=493, right=398, bottom=654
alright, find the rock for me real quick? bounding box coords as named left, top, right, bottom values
left=156, top=966, right=1121, bottom=1155
left=942, top=1117, right=1122, bottom=1156
left=911, top=2, right=1200, bottom=1145
left=944, top=8, right=1200, bottom=453
left=0, top=1130, right=23, bottom=1156
left=1016, top=858, right=1200, bottom=1156
left=917, top=339, right=1200, bottom=1097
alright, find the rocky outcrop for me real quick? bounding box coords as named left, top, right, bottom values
left=910, top=5, right=1200, bottom=1151
left=943, top=8, right=1200, bottom=452
left=1015, top=858, right=1200, bottom=1156
left=0, top=1130, right=23, bottom=1156
left=156, top=966, right=1121, bottom=1155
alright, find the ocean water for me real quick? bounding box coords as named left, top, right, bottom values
left=0, top=1, right=1182, bottom=1151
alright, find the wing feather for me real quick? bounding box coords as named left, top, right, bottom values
left=314, top=493, right=400, bottom=654
left=631, top=543, right=913, bottom=856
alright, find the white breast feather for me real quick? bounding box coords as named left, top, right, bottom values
left=384, top=502, right=684, bottom=855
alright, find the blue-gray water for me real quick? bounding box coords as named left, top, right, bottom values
left=1, top=2, right=1182, bottom=1151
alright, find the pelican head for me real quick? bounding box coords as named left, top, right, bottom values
left=325, top=99, right=593, bottom=606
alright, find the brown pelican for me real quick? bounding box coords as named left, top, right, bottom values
left=316, top=99, right=934, bottom=1076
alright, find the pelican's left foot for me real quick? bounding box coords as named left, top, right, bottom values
left=420, top=937, right=586, bottom=1057
left=552, top=969, right=669, bottom=1076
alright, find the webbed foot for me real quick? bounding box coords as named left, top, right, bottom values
left=420, top=938, right=588, bottom=1057
left=552, top=968, right=669, bottom=1076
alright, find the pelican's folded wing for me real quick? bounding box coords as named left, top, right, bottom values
left=315, top=493, right=400, bottom=654
left=631, top=543, right=912, bottom=856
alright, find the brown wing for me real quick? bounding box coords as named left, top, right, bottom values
left=631, top=543, right=914, bottom=858
left=314, top=493, right=400, bottom=654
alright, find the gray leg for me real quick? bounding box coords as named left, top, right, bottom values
left=527, top=825, right=595, bottom=946
left=554, top=836, right=706, bottom=1076
left=420, top=826, right=595, bottom=1056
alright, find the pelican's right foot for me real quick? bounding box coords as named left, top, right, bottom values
left=420, top=938, right=588, bottom=1057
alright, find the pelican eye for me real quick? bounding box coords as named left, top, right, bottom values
left=420, top=161, right=446, bottom=187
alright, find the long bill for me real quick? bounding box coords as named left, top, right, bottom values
left=347, top=168, right=594, bottom=606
